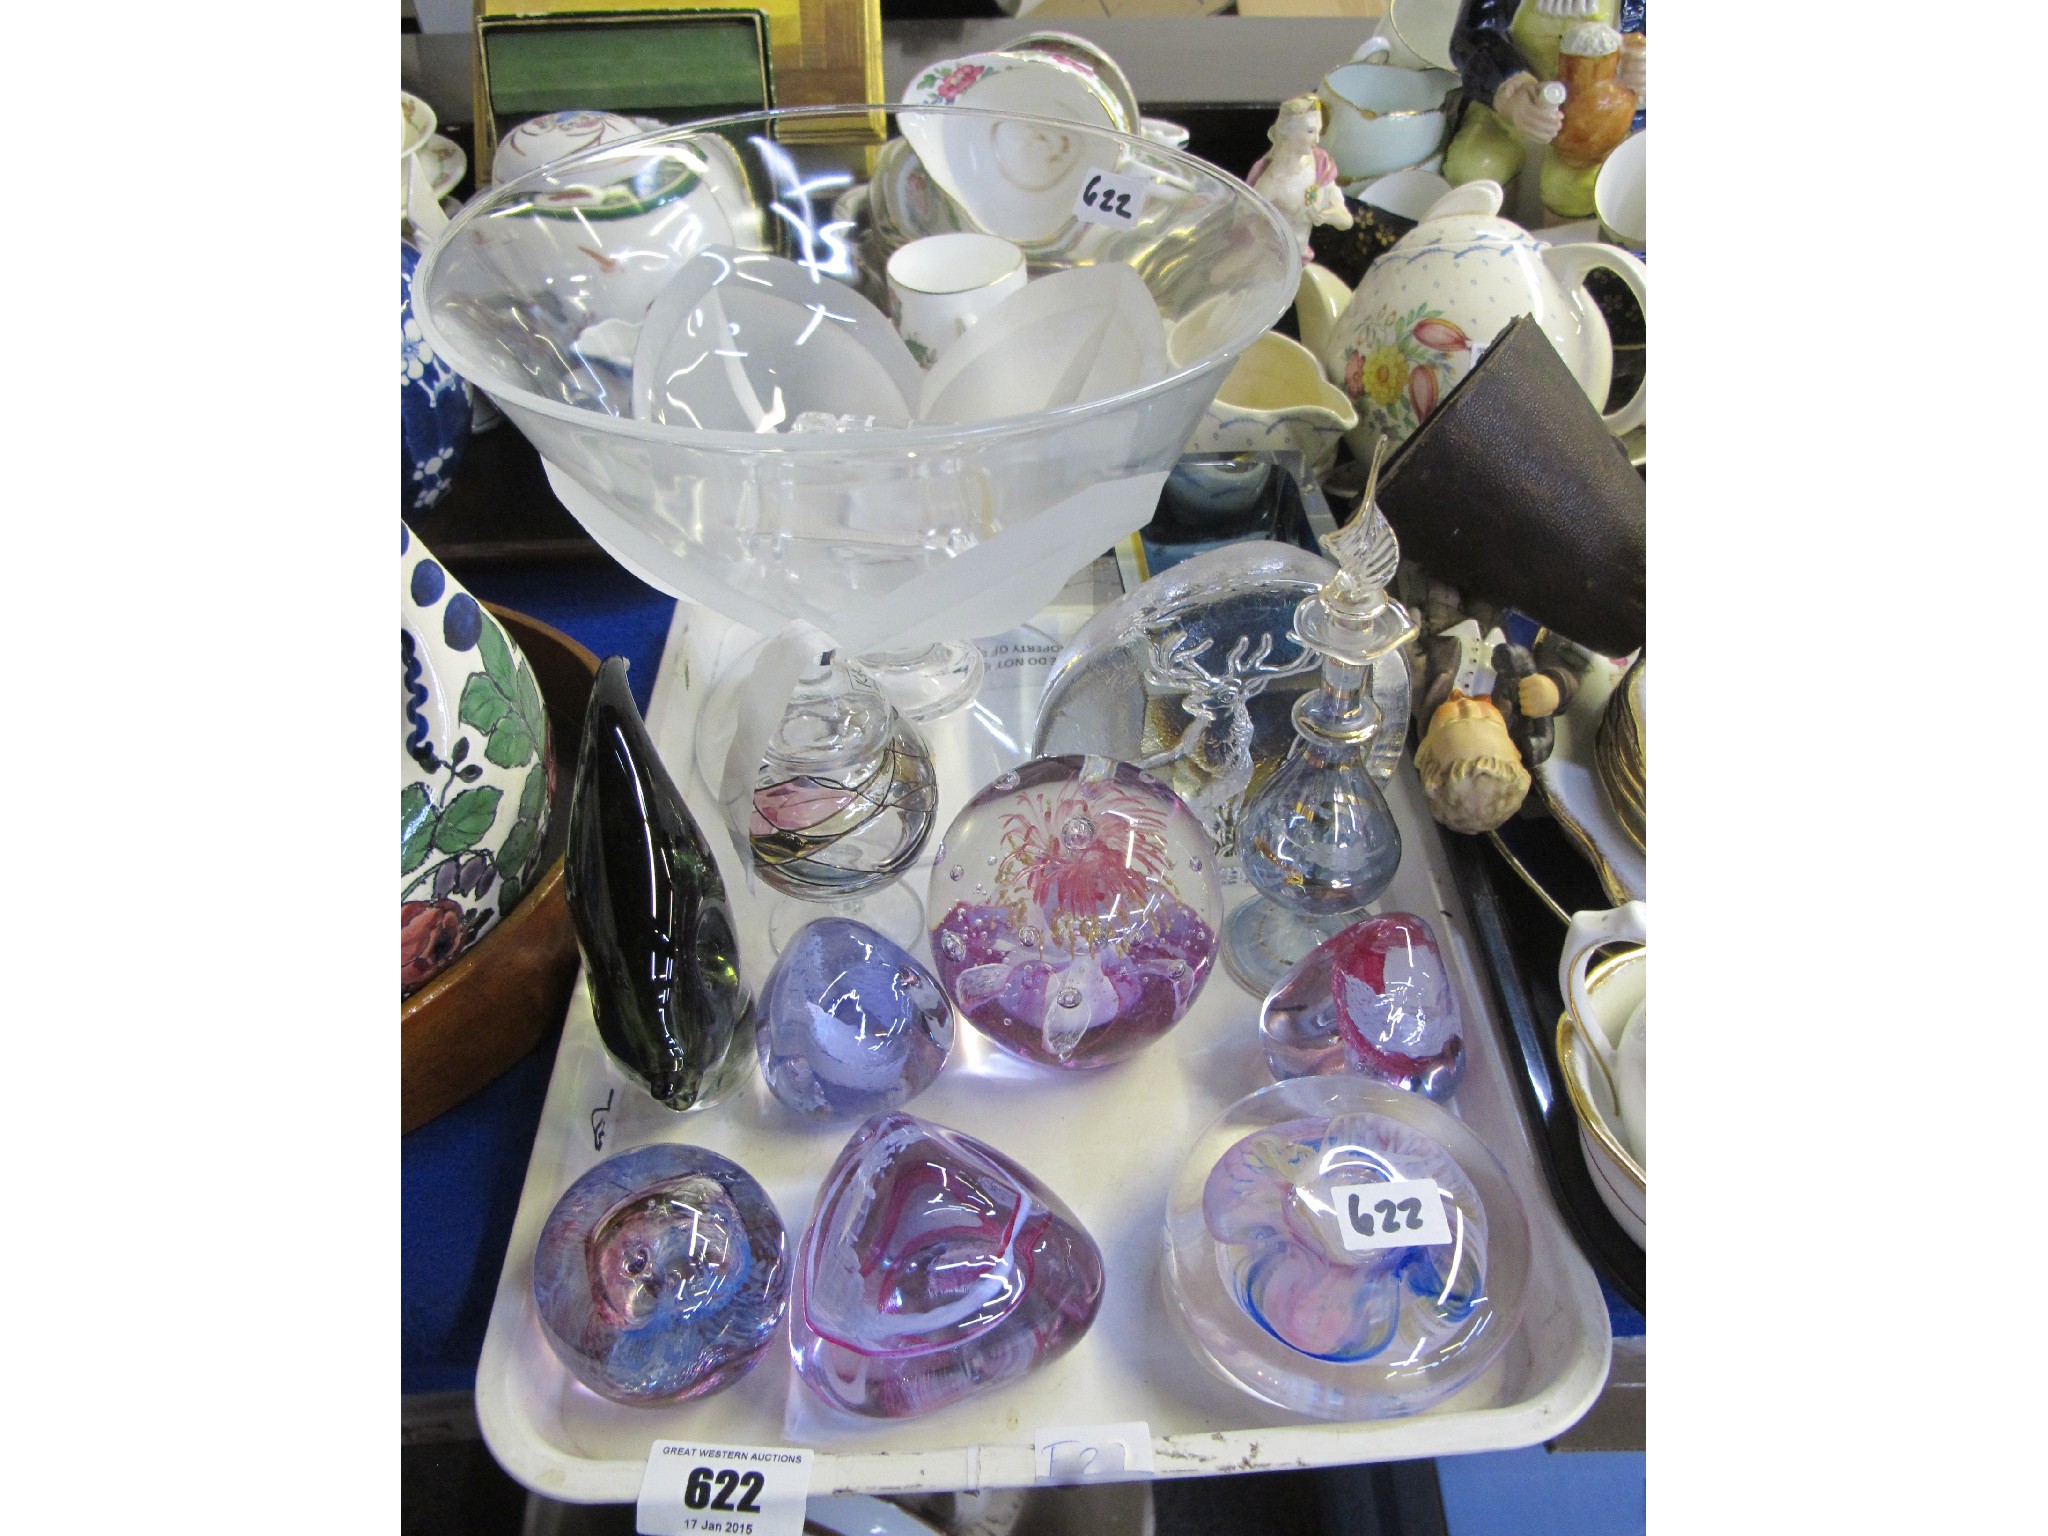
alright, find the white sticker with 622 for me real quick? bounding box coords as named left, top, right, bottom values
left=637, top=1442, right=812, bottom=1536
left=1072, top=167, right=1149, bottom=229
left=1330, top=1179, right=1454, bottom=1253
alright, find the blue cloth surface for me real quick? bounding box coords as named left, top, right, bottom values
left=402, top=557, right=675, bottom=1397
left=1600, top=1276, right=1646, bottom=1338
left=1438, top=1446, right=1645, bottom=1536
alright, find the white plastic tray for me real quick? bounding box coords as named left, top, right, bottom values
left=475, top=590, right=1611, bottom=1504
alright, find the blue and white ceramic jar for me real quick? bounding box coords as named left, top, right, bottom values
left=401, top=241, right=470, bottom=512
left=401, top=523, right=552, bottom=992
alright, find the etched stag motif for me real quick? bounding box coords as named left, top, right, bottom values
left=1137, top=627, right=1318, bottom=851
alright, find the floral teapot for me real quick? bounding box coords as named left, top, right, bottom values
left=1295, top=180, right=1647, bottom=463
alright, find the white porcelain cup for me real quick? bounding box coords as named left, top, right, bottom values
left=1317, top=63, right=1459, bottom=182
left=1559, top=900, right=1647, bottom=1169
left=400, top=91, right=448, bottom=239
left=886, top=232, right=1028, bottom=369
left=1615, top=1000, right=1646, bottom=1166
left=1595, top=130, right=1647, bottom=254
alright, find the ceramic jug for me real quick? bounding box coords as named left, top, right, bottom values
left=1294, top=180, right=1647, bottom=463
left=1182, top=331, right=1359, bottom=487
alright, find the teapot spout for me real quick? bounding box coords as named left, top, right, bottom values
left=1295, top=263, right=1353, bottom=372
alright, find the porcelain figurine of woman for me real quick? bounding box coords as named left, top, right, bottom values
left=1250, top=96, right=1353, bottom=262
left=1443, top=0, right=1646, bottom=193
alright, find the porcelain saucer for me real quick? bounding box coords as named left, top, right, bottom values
left=1533, top=650, right=1646, bottom=905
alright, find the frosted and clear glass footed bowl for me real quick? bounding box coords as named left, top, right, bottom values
left=413, top=106, right=1300, bottom=657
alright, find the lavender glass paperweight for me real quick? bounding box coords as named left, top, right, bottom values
left=790, top=1111, right=1105, bottom=1418
left=1162, top=1078, right=1528, bottom=1420
left=532, top=1143, right=789, bottom=1406
left=1260, top=913, right=1465, bottom=1101
left=756, top=917, right=953, bottom=1120
left=926, top=755, right=1222, bottom=1070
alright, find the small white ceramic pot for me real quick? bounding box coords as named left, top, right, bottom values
left=1183, top=331, right=1358, bottom=486
left=1316, top=63, right=1458, bottom=182
left=1555, top=902, right=1647, bottom=1246
left=401, top=524, right=554, bottom=995
left=886, top=232, right=1028, bottom=369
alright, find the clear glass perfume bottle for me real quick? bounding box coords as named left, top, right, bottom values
left=1223, top=448, right=1418, bottom=994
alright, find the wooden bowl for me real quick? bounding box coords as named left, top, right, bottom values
left=401, top=605, right=598, bottom=1133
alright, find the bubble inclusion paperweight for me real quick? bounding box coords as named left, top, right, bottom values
left=927, top=755, right=1223, bottom=1070
left=1260, top=912, right=1465, bottom=1101
left=566, top=658, right=754, bottom=1112
left=790, top=1111, right=1105, bottom=1418
left=533, top=1143, right=789, bottom=1406
left=755, top=916, right=953, bottom=1120
left=1224, top=447, right=1419, bottom=995
left=750, top=652, right=937, bottom=949
left=1162, top=1078, right=1528, bottom=1420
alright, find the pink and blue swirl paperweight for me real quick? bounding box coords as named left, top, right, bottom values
left=790, top=1111, right=1105, bottom=1418
left=1162, top=1078, right=1528, bottom=1419
left=533, top=1143, right=788, bottom=1406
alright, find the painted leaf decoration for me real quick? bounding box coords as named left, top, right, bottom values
left=459, top=671, right=511, bottom=733
left=476, top=616, right=516, bottom=698
left=484, top=713, right=537, bottom=769
left=433, top=784, right=503, bottom=852
left=401, top=783, right=435, bottom=874
left=497, top=876, right=525, bottom=918
left=513, top=661, right=546, bottom=745
left=497, top=817, right=538, bottom=886
left=519, top=760, right=548, bottom=821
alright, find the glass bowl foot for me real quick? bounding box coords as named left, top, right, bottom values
left=1221, top=900, right=1371, bottom=996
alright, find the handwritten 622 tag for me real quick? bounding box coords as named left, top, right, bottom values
left=1073, top=168, right=1149, bottom=229
left=637, top=1442, right=811, bottom=1536
left=1331, top=1179, right=1455, bottom=1253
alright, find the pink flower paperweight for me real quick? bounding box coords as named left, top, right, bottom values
left=926, top=755, right=1222, bottom=1070
left=1162, top=1078, right=1528, bottom=1420
left=790, top=1111, right=1104, bottom=1418
left=533, top=1143, right=788, bottom=1406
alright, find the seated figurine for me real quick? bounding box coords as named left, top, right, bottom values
left=1409, top=619, right=1576, bottom=833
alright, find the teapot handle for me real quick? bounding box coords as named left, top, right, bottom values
left=1541, top=242, right=1647, bottom=435
left=1558, top=901, right=1648, bottom=1073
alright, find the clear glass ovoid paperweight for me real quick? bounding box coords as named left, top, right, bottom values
left=790, top=1111, right=1105, bottom=1417
left=533, top=1142, right=788, bottom=1406
left=1224, top=458, right=1419, bottom=995
left=927, top=755, right=1223, bottom=1069
left=411, top=104, right=1299, bottom=720
left=1162, top=1077, right=1528, bottom=1420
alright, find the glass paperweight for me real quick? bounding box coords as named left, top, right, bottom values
left=566, top=658, right=754, bottom=1112
left=1032, top=542, right=1408, bottom=858
left=1260, top=913, right=1464, bottom=1102
left=756, top=917, right=953, bottom=1120
left=533, top=1143, right=788, bottom=1406
left=926, top=755, right=1223, bottom=1070
left=1224, top=453, right=1418, bottom=995
left=1162, top=1078, right=1528, bottom=1420
left=790, top=1111, right=1105, bottom=1418
left=750, top=653, right=937, bottom=948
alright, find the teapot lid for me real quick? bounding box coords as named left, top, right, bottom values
left=1420, top=180, right=1505, bottom=222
